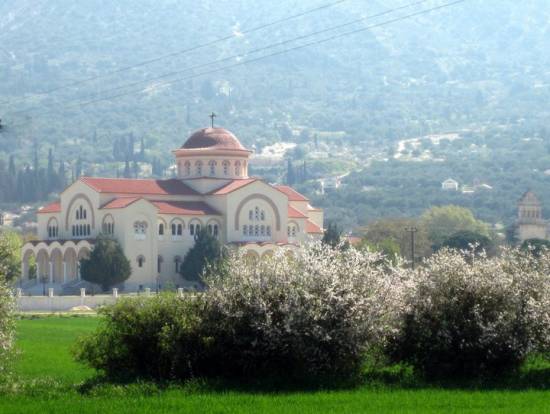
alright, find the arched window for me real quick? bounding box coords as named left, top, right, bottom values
left=255, top=207, right=260, bottom=221
left=287, top=224, right=298, bottom=237
left=137, top=255, right=145, bottom=268
left=195, top=160, right=203, bottom=176
left=243, top=225, right=248, bottom=236
left=249, top=210, right=253, bottom=220
left=260, top=210, right=265, bottom=221
left=208, top=160, right=216, bottom=176
left=102, top=216, right=114, bottom=235
left=134, top=221, right=147, bottom=240
left=184, top=161, right=191, bottom=176
left=235, top=161, right=241, bottom=176
left=222, top=160, right=230, bottom=176
left=157, top=256, right=163, bottom=273
left=189, top=224, right=194, bottom=236
left=207, top=223, right=220, bottom=238
left=158, top=223, right=164, bottom=236
left=266, top=225, right=271, bottom=236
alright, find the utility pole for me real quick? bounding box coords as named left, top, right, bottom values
left=405, top=227, right=418, bottom=270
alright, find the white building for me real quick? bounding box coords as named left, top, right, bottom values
left=21, top=127, right=323, bottom=292
left=441, top=178, right=459, bottom=191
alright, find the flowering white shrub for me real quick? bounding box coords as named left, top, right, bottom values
left=202, top=243, right=408, bottom=378
left=77, top=243, right=408, bottom=380
left=0, top=267, right=15, bottom=382
left=388, top=248, right=550, bottom=378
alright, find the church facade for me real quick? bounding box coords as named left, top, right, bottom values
left=21, top=128, right=323, bottom=291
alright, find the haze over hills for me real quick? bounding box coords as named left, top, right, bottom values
left=1, top=0, right=549, bottom=228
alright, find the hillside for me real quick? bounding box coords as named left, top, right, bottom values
left=1, top=0, right=549, bottom=227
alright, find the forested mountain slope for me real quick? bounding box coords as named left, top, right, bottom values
left=0, top=0, right=549, bottom=225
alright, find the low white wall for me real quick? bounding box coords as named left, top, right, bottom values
left=17, top=295, right=117, bottom=312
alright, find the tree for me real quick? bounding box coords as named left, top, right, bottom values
left=180, top=228, right=224, bottom=282
left=80, top=236, right=131, bottom=291
left=520, top=238, right=550, bottom=256
left=0, top=231, right=22, bottom=282
left=360, top=218, right=432, bottom=259
left=440, top=230, right=494, bottom=254
left=322, top=222, right=342, bottom=248
left=421, top=205, right=491, bottom=249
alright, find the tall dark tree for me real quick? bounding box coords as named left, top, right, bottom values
left=286, top=158, right=295, bottom=186
left=322, top=222, right=342, bottom=248
left=180, top=228, right=225, bottom=283
left=80, top=236, right=131, bottom=291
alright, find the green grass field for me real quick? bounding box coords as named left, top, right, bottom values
left=2, top=316, right=550, bottom=414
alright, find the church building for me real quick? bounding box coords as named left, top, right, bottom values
left=516, top=190, right=548, bottom=243
left=21, top=127, right=323, bottom=292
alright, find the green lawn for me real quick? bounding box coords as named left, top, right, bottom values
left=1, top=316, right=550, bottom=414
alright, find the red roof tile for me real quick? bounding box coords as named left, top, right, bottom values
left=80, top=177, right=198, bottom=196
left=151, top=200, right=220, bottom=216
left=275, top=185, right=309, bottom=201
left=306, top=220, right=323, bottom=234
left=209, top=178, right=257, bottom=195
left=101, top=197, right=141, bottom=209
left=288, top=205, right=308, bottom=219
left=37, top=201, right=61, bottom=214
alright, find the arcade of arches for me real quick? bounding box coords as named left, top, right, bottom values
left=21, top=240, right=93, bottom=283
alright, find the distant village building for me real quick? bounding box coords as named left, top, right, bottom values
left=516, top=191, right=548, bottom=243
left=320, top=176, right=341, bottom=194
left=441, top=178, right=459, bottom=191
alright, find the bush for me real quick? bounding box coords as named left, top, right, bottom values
left=388, top=248, right=550, bottom=378
left=0, top=268, right=15, bottom=382
left=75, top=244, right=406, bottom=381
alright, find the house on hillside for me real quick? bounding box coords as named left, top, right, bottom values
left=441, top=178, right=459, bottom=191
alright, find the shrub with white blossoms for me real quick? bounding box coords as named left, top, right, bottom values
left=201, top=243, right=409, bottom=378
left=76, top=243, right=409, bottom=381
left=388, top=247, right=550, bottom=378
left=0, top=265, right=15, bottom=382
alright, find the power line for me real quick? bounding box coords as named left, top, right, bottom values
left=8, top=0, right=432, bottom=116
left=0, top=0, right=349, bottom=106
left=5, top=0, right=467, bottom=125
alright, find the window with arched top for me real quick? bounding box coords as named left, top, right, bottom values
left=102, top=215, right=115, bottom=235
left=243, top=205, right=271, bottom=240
left=222, top=160, right=230, bottom=176
left=171, top=220, right=184, bottom=239
left=137, top=255, right=145, bottom=268
left=287, top=223, right=298, bottom=238
left=133, top=221, right=147, bottom=240
left=208, top=160, right=217, bottom=176
left=195, top=160, right=203, bottom=176
left=47, top=218, right=59, bottom=239
left=189, top=222, right=201, bottom=237
left=207, top=223, right=220, bottom=239
left=235, top=161, right=241, bottom=176
left=184, top=161, right=191, bottom=176
left=157, top=255, right=164, bottom=273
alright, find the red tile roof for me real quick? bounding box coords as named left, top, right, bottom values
left=37, top=201, right=61, bottom=214
left=101, top=197, right=141, bottom=209
left=288, top=205, right=308, bottom=219
left=306, top=220, right=323, bottom=234
left=80, top=177, right=198, bottom=196
left=209, top=178, right=257, bottom=195
left=275, top=185, right=309, bottom=201
left=151, top=201, right=220, bottom=216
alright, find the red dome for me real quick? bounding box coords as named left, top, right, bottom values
left=182, top=128, right=246, bottom=151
